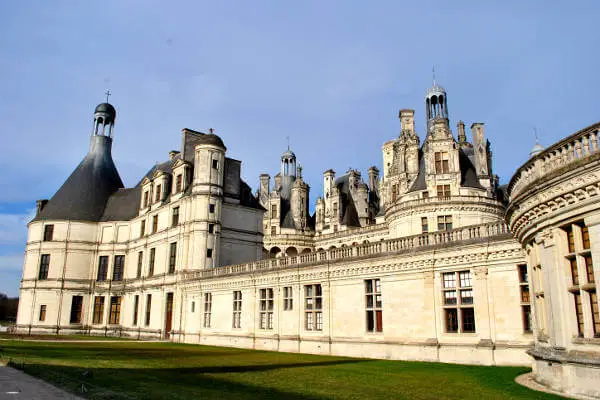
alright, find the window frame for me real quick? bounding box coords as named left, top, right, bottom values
left=43, top=224, right=54, bottom=241
left=304, top=284, right=323, bottom=331
left=283, top=286, right=293, bottom=311
left=232, top=291, right=242, bottom=329
left=259, top=288, right=274, bottom=330
left=38, top=254, right=50, bottom=280
left=203, top=292, right=212, bottom=328
left=168, top=242, right=177, bottom=274
left=442, top=270, right=475, bottom=333
left=365, top=279, right=383, bottom=332
left=112, top=255, right=125, bottom=281
left=93, top=296, right=105, bottom=325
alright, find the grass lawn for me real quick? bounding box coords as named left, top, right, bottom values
left=0, top=340, right=562, bottom=400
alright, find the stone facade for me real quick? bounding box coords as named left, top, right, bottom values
left=507, top=122, right=600, bottom=399
left=17, top=82, right=555, bottom=373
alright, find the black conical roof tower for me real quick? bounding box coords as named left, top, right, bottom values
left=34, top=102, right=124, bottom=222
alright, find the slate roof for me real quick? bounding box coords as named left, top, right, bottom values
left=34, top=135, right=124, bottom=222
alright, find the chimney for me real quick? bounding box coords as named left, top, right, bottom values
left=36, top=199, right=48, bottom=216
left=169, top=150, right=180, bottom=161
left=399, top=109, right=415, bottom=135
left=457, top=121, right=466, bottom=143
left=367, top=166, right=379, bottom=192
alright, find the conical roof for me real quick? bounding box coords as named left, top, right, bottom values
left=34, top=135, right=124, bottom=222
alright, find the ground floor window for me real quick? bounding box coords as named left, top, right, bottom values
left=93, top=296, right=105, bottom=324
left=365, top=279, right=382, bottom=332
left=442, top=271, right=475, bottom=333
left=259, top=288, right=274, bottom=329
left=232, top=291, right=242, bottom=328
left=39, top=305, right=46, bottom=322
left=70, top=296, right=83, bottom=324
left=283, top=286, right=293, bottom=310
left=133, top=295, right=139, bottom=326
left=145, top=294, right=152, bottom=326
left=203, top=293, right=212, bottom=328
left=304, top=284, right=322, bottom=331
left=109, top=296, right=121, bottom=325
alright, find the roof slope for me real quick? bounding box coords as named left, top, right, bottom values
left=34, top=135, right=124, bottom=222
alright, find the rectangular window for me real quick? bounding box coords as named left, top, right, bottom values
left=145, top=294, right=152, bottom=326
left=191, top=301, right=195, bottom=313
left=207, top=248, right=213, bottom=258
left=175, top=174, right=183, bottom=193
left=305, top=284, right=323, bottom=331
left=93, top=296, right=105, bottom=324
left=442, top=271, right=475, bottom=333
left=37, top=254, right=50, bottom=280
left=232, top=291, right=242, bottom=328
left=70, top=296, right=83, bottom=324
left=518, top=264, right=528, bottom=283
left=143, top=191, right=149, bottom=208
left=365, top=279, right=383, bottom=332
left=591, top=292, right=600, bottom=337
left=109, top=296, right=121, bottom=325
left=203, top=293, right=212, bottom=328
left=43, top=224, right=54, bottom=241
left=437, top=184, right=451, bottom=200
left=585, top=255, right=595, bottom=284
left=212, top=159, right=219, bottom=169
left=283, top=287, right=293, bottom=310
left=333, top=202, right=338, bottom=218
left=271, top=204, right=277, bottom=218
left=171, top=207, right=179, bottom=227
left=392, top=184, right=397, bottom=202
left=522, top=304, right=532, bottom=333
left=421, top=217, right=428, bottom=233
left=148, top=248, right=155, bottom=276
left=435, top=151, right=450, bottom=173
left=570, top=257, right=579, bottom=286
left=133, top=295, right=139, bottom=326
left=97, top=256, right=108, bottom=281
left=112, top=255, right=124, bottom=281
left=152, top=215, right=158, bottom=233
left=574, top=293, right=584, bottom=337
left=582, top=226, right=591, bottom=250
left=39, top=305, right=46, bottom=322
left=437, top=215, right=453, bottom=231
left=259, top=288, right=274, bottom=329
left=270, top=226, right=276, bottom=236
left=168, top=242, right=177, bottom=274
left=567, top=227, right=575, bottom=253
left=209, top=203, right=215, bottom=213
left=155, top=184, right=162, bottom=203
left=136, top=252, right=143, bottom=279
left=209, top=223, right=215, bottom=234
left=140, top=220, right=146, bottom=237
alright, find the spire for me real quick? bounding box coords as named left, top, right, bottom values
left=530, top=127, right=545, bottom=157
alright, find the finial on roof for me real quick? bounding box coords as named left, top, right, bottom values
left=209, top=128, right=214, bottom=135
left=432, top=65, right=436, bottom=86
left=286, top=136, right=290, bottom=151
left=104, top=89, right=111, bottom=103
left=530, top=126, right=545, bottom=157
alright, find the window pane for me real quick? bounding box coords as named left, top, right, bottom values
left=445, top=309, right=458, bottom=332
left=443, top=273, right=456, bottom=288
left=461, top=308, right=476, bottom=332
left=459, top=271, right=471, bottom=287
left=366, top=310, right=374, bottom=332
left=444, top=291, right=457, bottom=305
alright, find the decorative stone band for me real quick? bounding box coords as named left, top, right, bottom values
left=385, top=195, right=506, bottom=216
left=183, top=221, right=510, bottom=280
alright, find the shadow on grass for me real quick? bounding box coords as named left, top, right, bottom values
left=12, top=360, right=370, bottom=400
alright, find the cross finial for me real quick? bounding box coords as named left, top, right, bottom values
left=534, top=126, right=539, bottom=143
left=432, top=66, right=436, bottom=86
left=286, top=136, right=290, bottom=151
left=209, top=128, right=214, bottom=135
left=104, top=90, right=111, bottom=103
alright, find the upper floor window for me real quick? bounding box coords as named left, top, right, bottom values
left=442, top=271, right=475, bottom=333
left=421, top=217, right=428, bottom=234
left=175, top=174, right=183, bottom=193
left=143, top=191, right=149, bottom=208
left=38, top=254, right=50, bottom=280
left=437, top=185, right=451, bottom=200
left=112, top=255, right=124, bottom=281
left=437, top=215, right=453, bottom=231
left=97, top=255, right=109, bottom=281
left=136, top=252, right=143, bottom=279
left=148, top=248, right=156, bottom=277
left=212, top=159, right=219, bottom=169
left=168, top=242, right=177, bottom=274
left=333, top=203, right=338, bottom=218
left=172, top=207, right=180, bottom=227
left=271, top=205, right=277, bottom=219
left=435, top=151, right=450, bottom=173
left=43, top=224, right=54, bottom=241
left=209, top=204, right=215, bottom=214
left=140, top=220, right=146, bottom=237
left=155, top=184, right=162, bottom=203
left=152, top=215, right=158, bottom=233
left=518, top=264, right=532, bottom=333
left=209, top=223, right=215, bottom=234
left=271, top=226, right=276, bottom=236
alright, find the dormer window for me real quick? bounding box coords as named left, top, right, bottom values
left=155, top=184, right=162, bottom=203
left=175, top=174, right=183, bottom=193
left=43, top=225, right=54, bottom=241
left=435, top=152, right=450, bottom=173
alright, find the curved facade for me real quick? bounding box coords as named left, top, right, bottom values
left=507, top=122, right=600, bottom=399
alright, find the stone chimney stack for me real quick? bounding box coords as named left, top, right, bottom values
left=399, top=109, right=415, bottom=136
left=259, top=174, right=270, bottom=207
left=457, top=121, right=467, bottom=144
left=368, top=166, right=379, bottom=193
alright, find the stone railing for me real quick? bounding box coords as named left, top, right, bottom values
left=182, top=221, right=510, bottom=280
left=314, top=223, right=389, bottom=241
left=508, top=122, right=600, bottom=200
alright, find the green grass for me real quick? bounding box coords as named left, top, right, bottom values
left=0, top=340, right=563, bottom=400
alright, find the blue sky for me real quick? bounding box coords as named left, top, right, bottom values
left=0, top=1, right=599, bottom=297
